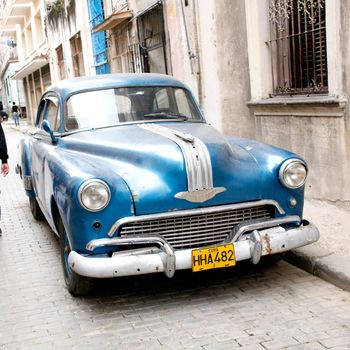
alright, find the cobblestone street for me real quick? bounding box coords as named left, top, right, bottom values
left=1, top=124, right=350, bottom=350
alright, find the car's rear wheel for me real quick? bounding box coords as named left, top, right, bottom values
left=58, top=218, right=94, bottom=296
left=29, top=196, right=44, bottom=221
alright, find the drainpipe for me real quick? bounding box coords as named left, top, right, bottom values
left=192, top=0, right=202, bottom=106
left=180, top=0, right=202, bottom=105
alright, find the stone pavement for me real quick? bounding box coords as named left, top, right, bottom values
left=1, top=122, right=350, bottom=349
left=285, top=198, right=350, bottom=293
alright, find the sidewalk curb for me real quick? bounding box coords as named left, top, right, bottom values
left=285, top=246, right=350, bottom=293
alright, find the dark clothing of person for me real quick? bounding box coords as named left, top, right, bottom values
left=0, top=124, right=8, bottom=164
left=0, top=123, right=7, bottom=235
left=12, top=105, right=18, bottom=113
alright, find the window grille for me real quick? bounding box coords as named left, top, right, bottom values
left=267, top=0, right=327, bottom=95
left=126, top=3, right=167, bottom=74
left=138, top=6, right=164, bottom=51
left=127, top=43, right=144, bottom=73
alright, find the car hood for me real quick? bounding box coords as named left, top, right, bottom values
left=63, top=122, right=262, bottom=215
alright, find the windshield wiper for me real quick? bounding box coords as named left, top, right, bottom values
left=143, top=112, right=188, bottom=121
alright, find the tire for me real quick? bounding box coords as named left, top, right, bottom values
left=29, top=196, right=44, bottom=221
left=58, top=218, right=94, bottom=296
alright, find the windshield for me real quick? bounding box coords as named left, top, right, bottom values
left=65, top=86, right=202, bottom=131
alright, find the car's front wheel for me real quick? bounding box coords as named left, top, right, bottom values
left=29, top=196, right=44, bottom=221
left=58, top=218, right=94, bottom=296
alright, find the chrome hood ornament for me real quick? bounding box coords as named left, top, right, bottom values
left=139, top=124, right=226, bottom=203
left=174, top=187, right=226, bottom=203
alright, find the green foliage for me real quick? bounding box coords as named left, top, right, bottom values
left=47, top=0, right=64, bottom=13
left=46, top=0, right=76, bottom=30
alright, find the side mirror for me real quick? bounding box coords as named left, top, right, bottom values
left=42, top=120, right=58, bottom=144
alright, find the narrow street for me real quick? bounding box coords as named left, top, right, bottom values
left=0, top=123, right=349, bottom=349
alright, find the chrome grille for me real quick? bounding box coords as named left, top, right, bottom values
left=119, top=205, right=273, bottom=250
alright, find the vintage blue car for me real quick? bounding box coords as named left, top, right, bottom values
left=17, top=74, right=319, bottom=295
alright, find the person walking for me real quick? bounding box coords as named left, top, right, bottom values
left=0, top=121, right=9, bottom=236
left=12, top=101, right=19, bottom=126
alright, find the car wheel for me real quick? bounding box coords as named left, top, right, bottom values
left=29, top=197, right=44, bottom=221
left=58, top=218, right=94, bottom=296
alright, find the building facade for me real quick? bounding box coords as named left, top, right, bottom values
left=0, top=38, right=26, bottom=116
left=0, top=0, right=52, bottom=123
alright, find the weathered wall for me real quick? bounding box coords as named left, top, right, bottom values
left=213, top=0, right=254, bottom=139
left=179, top=0, right=255, bottom=134
left=164, top=0, right=199, bottom=98
left=341, top=0, right=350, bottom=202
left=196, top=0, right=222, bottom=128
left=255, top=112, right=349, bottom=203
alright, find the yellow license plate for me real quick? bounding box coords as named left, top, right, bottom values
left=192, top=244, right=236, bottom=272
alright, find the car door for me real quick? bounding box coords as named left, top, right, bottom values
left=30, top=94, right=60, bottom=217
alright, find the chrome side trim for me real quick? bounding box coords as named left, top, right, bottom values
left=23, top=176, right=33, bottom=191
left=139, top=124, right=225, bottom=202
left=107, top=199, right=285, bottom=237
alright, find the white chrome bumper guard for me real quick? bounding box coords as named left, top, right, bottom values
left=68, top=216, right=320, bottom=279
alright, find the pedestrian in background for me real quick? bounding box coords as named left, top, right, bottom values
left=0, top=120, right=9, bottom=236
left=12, top=101, right=19, bottom=126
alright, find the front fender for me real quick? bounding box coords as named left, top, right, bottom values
left=47, top=149, right=135, bottom=254
left=229, top=136, right=306, bottom=218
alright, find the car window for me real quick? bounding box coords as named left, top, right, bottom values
left=44, top=96, right=60, bottom=131
left=175, top=89, right=193, bottom=117
left=65, top=87, right=203, bottom=131
left=66, top=89, right=119, bottom=131
left=153, top=88, right=170, bottom=111
left=116, top=95, right=132, bottom=122
left=37, top=99, right=46, bottom=127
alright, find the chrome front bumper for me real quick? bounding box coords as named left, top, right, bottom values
left=68, top=217, right=320, bottom=279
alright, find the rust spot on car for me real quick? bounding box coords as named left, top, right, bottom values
left=262, top=234, right=272, bottom=255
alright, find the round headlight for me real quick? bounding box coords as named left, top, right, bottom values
left=78, top=179, right=110, bottom=211
left=279, top=159, right=307, bottom=189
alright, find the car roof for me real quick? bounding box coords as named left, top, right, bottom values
left=47, top=73, right=189, bottom=99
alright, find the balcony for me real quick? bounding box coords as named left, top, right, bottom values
left=0, top=45, right=18, bottom=76
left=0, top=0, right=30, bottom=33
